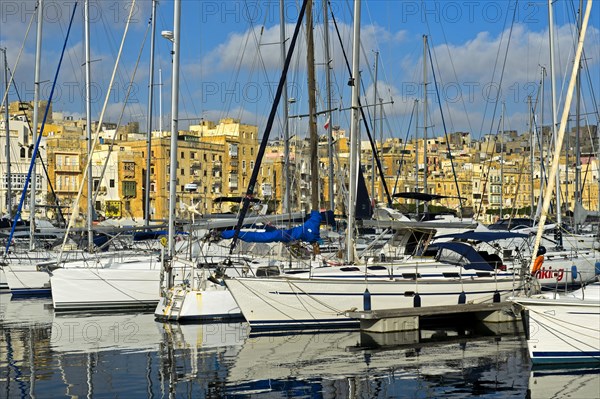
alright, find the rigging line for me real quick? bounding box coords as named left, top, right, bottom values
left=474, top=1, right=520, bottom=220
left=238, top=2, right=272, bottom=124
left=0, top=0, right=38, bottom=110
left=426, top=36, right=457, bottom=134
left=5, top=3, right=78, bottom=255
left=229, top=0, right=309, bottom=255
left=479, top=0, right=519, bottom=139
left=222, top=17, right=255, bottom=119
left=328, top=3, right=393, bottom=207
left=7, top=73, right=66, bottom=226
left=392, top=100, right=417, bottom=196
left=92, top=11, right=152, bottom=206
left=59, top=0, right=138, bottom=262
left=426, top=13, right=474, bottom=135
left=426, top=43, right=464, bottom=216
left=97, top=7, right=146, bottom=124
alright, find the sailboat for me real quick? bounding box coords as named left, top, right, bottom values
left=510, top=0, right=599, bottom=365
left=224, top=0, right=529, bottom=331
left=154, top=0, right=313, bottom=322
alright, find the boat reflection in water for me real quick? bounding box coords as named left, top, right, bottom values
left=222, top=320, right=529, bottom=397
left=528, top=366, right=600, bottom=399
left=2, top=297, right=599, bottom=398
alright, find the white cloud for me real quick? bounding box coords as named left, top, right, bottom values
left=202, top=21, right=407, bottom=75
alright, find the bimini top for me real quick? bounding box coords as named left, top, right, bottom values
left=431, top=241, right=499, bottom=271
left=435, top=230, right=529, bottom=242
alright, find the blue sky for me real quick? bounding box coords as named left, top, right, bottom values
left=1, top=0, right=599, bottom=142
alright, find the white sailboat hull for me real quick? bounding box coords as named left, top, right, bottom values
left=530, top=250, right=599, bottom=287
left=51, top=268, right=161, bottom=311
left=3, top=265, right=51, bottom=295
left=155, top=284, right=241, bottom=321
left=512, top=283, right=600, bottom=364
left=226, top=276, right=521, bottom=330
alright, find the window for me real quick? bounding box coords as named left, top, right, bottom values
left=20, top=148, right=26, bottom=158
left=109, top=179, right=115, bottom=188
left=123, top=162, right=135, bottom=173
left=181, top=151, right=185, bottom=159
left=122, top=181, right=136, bottom=197
left=180, top=168, right=185, bottom=176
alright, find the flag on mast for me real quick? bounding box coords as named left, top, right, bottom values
left=323, top=116, right=330, bottom=131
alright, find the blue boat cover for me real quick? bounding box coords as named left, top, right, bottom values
left=221, top=210, right=321, bottom=243
left=435, top=231, right=529, bottom=242
left=431, top=241, right=495, bottom=271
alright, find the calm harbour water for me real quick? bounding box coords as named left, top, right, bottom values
left=1, top=297, right=598, bottom=398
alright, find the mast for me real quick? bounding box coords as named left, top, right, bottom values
left=414, top=99, right=419, bottom=213
left=422, top=35, right=428, bottom=216
left=279, top=0, right=291, bottom=214
left=29, top=0, right=43, bottom=249
left=159, top=68, right=163, bottom=133
left=371, top=51, right=378, bottom=205
left=574, top=0, right=583, bottom=233
left=306, top=0, right=319, bottom=211
left=144, top=0, right=157, bottom=226
left=2, top=48, right=10, bottom=220
left=547, top=0, right=562, bottom=249
left=500, top=103, right=504, bottom=218
left=530, top=0, right=591, bottom=270
left=347, top=0, right=361, bottom=263
left=84, top=0, right=94, bottom=251
left=538, top=66, right=546, bottom=220
left=322, top=0, right=334, bottom=212
left=167, top=0, right=181, bottom=259
left=529, top=96, right=535, bottom=218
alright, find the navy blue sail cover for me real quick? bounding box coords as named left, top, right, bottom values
left=221, top=210, right=321, bottom=243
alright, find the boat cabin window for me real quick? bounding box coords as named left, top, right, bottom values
left=367, top=265, right=387, bottom=271
left=256, top=266, right=280, bottom=277
left=478, top=251, right=503, bottom=269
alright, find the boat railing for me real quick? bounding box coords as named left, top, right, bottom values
left=550, top=265, right=583, bottom=299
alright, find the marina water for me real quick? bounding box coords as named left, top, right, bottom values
left=1, top=297, right=598, bottom=398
